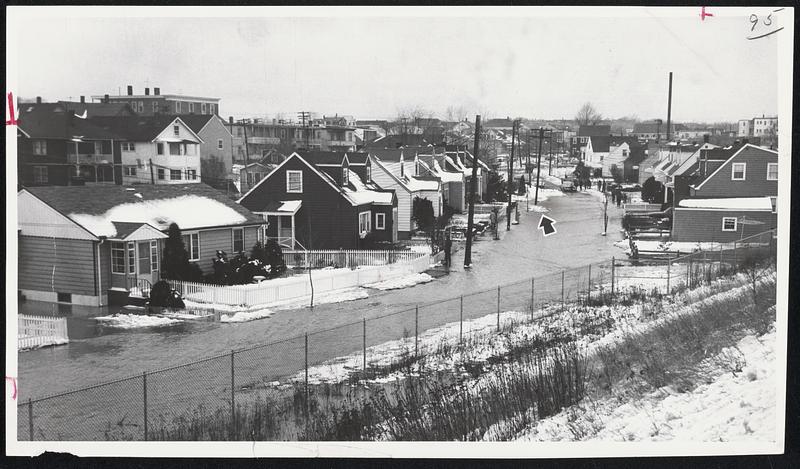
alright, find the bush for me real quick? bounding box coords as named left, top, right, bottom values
left=148, top=280, right=185, bottom=309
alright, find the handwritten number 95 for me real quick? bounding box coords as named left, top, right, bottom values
left=750, top=13, right=773, bottom=31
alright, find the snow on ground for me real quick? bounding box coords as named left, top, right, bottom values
left=18, top=336, right=69, bottom=351
left=365, top=273, right=434, bottom=291
left=220, top=308, right=275, bottom=323
left=408, top=244, right=433, bottom=254
left=513, top=327, right=777, bottom=442
left=615, top=239, right=723, bottom=254
left=584, top=188, right=607, bottom=202
left=513, top=185, right=565, bottom=210
left=95, top=313, right=183, bottom=329
left=265, top=287, right=369, bottom=311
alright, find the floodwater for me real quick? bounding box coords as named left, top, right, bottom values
left=17, top=189, right=627, bottom=439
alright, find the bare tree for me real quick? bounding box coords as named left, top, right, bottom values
left=575, top=102, right=603, bottom=126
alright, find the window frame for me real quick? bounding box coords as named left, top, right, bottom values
left=342, top=165, right=349, bottom=185
left=170, top=169, right=182, bottom=180
left=721, top=217, right=738, bottom=232
left=127, top=241, right=136, bottom=275
left=122, top=142, right=136, bottom=152
left=358, top=211, right=372, bottom=233
left=201, top=103, right=207, bottom=114
left=111, top=242, right=126, bottom=274
left=33, top=140, right=47, bottom=155
left=217, top=138, right=224, bottom=150
left=124, top=166, right=137, bottom=177
left=769, top=196, right=777, bottom=214
left=173, top=125, right=180, bottom=137
left=152, top=102, right=159, bottom=113
left=376, top=213, right=386, bottom=230
left=33, top=166, right=48, bottom=184
left=731, top=162, right=746, bottom=181
left=183, top=232, right=200, bottom=261
left=157, top=168, right=165, bottom=180
left=286, top=170, right=303, bottom=193
left=232, top=228, right=244, bottom=253
left=150, top=240, right=159, bottom=271
left=157, top=142, right=164, bottom=155
left=766, top=162, right=778, bottom=181
left=169, top=142, right=181, bottom=155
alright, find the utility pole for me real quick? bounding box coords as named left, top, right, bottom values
left=149, top=158, right=155, bottom=185
left=464, top=115, right=481, bottom=268
left=666, top=72, right=673, bottom=142
left=548, top=134, right=553, bottom=176
left=506, top=120, right=517, bottom=231
left=298, top=111, right=311, bottom=150
left=237, top=119, right=250, bottom=169
left=534, top=127, right=544, bottom=205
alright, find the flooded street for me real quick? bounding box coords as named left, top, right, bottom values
left=18, top=189, right=625, bottom=402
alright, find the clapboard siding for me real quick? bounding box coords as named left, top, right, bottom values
left=371, top=162, right=413, bottom=234
left=692, top=146, right=778, bottom=198
left=19, top=236, right=97, bottom=295
left=672, top=209, right=776, bottom=242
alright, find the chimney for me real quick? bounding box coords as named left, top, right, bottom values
left=127, top=85, right=133, bottom=96
left=36, top=96, right=42, bottom=104
left=703, top=134, right=709, bottom=144
left=145, top=87, right=150, bottom=96
left=80, top=95, right=85, bottom=103
left=229, top=116, right=234, bottom=125
left=154, top=87, right=160, bottom=95
left=104, top=94, right=110, bottom=103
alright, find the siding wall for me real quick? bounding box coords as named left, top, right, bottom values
left=692, top=147, right=778, bottom=198
left=19, top=236, right=97, bottom=296
left=672, top=209, right=776, bottom=242
left=194, top=226, right=261, bottom=273
left=199, top=117, right=235, bottom=175
left=371, top=163, right=413, bottom=234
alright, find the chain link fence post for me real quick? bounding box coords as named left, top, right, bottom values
left=530, top=277, right=535, bottom=322
left=587, top=264, right=592, bottom=304
left=28, top=398, right=34, bottom=441
left=611, top=256, right=615, bottom=300
left=496, top=286, right=500, bottom=331
left=561, top=270, right=565, bottom=313
left=666, top=257, right=671, bottom=295
left=230, top=349, right=235, bottom=439
left=459, top=296, right=463, bottom=344
left=415, top=306, right=419, bottom=358
left=142, top=371, right=148, bottom=441
left=304, top=333, right=309, bottom=436
left=362, top=318, right=367, bottom=372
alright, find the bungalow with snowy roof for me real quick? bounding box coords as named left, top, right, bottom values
left=413, top=148, right=467, bottom=212
left=237, top=151, right=398, bottom=250
left=671, top=144, right=778, bottom=242
left=90, top=115, right=204, bottom=185
left=367, top=148, right=442, bottom=239
left=585, top=136, right=643, bottom=180
left=17, top=183, right=265, bottom=306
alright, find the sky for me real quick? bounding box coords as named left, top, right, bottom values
left=9, top=7, right=782, bottom=123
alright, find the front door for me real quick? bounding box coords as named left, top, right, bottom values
left=136, top=240, right=159, bottom=285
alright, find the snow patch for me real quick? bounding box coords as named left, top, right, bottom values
left=365, top=273, right=434, bottom=291
left=96, top=313, right=183, bottom=329
left=220, top=308, right=275, bottom=323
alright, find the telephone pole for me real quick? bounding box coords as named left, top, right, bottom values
left=506, top=120, right=517, bottom=231
left=534, top=127, right=545, bottom=205
left=464, top=115, right=481, bottom=268
left=237, top=119, right=250, bottom=168
left=297, top=111, right=311, bottom=150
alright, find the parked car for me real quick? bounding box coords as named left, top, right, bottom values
left=561, top=178, right=576, bottom=192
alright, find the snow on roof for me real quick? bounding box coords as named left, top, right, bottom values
left=279, top=200, right=302, bottom=213
left=342, top=170, right=394, bottom=205
left=432, top=160, right=463, bottom=183
left=405, top=176, right=439, bottom=192
left=69, top=195, right=249, bottom=237
left=678, top=197, right=773, bottom=210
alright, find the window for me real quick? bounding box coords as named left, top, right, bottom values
left=769, top=196, right=777, bottom=214
left=122, top=142, right=136, bottom=152
left=153, top=102, right=159, bottom=113
left=217, top=139, right=224, bottom=150
left=731, top=163, right=746, bottom=180
left=767, top=163, right=778, bottom=181
left=127, top=242, right=136, bottom=274
left=232, top=228, right=244, bottom=253
left=201, top=103, right=207, bottom=114
left=342, top=165, right=349, bottom=185
left=157, top=168, right=165, bottom=180
left=175, top=102, right=181, bottom=113
left=138, top=242, right=151, bottom=275
left=722, top=217, right=737, bottom=232
left=286, top=170, right=303, bottom=193
left=173, top=125, right=180, bottom=136
left=358, top=211, right=371, bottom=234
left=189, top=102, right=194, bottom=113
left=622, top=149, right=628, bottom=157
left=366, top=163, right=371, bottom=182
left=182, top=233, right=200, bottom=260
left=170, top=169, right=182, bottom=180
left=156, top=142, right=164, bottom=155
left=247, top=172, right=254, bottom=185
left=169, top=142, right=181, bottom=155
left=254, top=172, right=262, bottom=182
left=138, top=101, right=144, bottom=113
left=187, top=169, right=197, bottom=180
left=124, top=166, right=137, bottom=177
left=33, top=140, right=47, bottom=155
left=57, top=292, right=72, bottom=304
left=150, top=240, right=159, bottom=271
left=376, top=213, right=386, bottom=230
left=33, top=166, right=48, bottom=184
left=111, top=242, right=126, bottom=273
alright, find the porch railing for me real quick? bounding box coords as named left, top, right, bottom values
left=127, top=277, right=153, bottom=298
left=18, top=315, right=69, bottom=350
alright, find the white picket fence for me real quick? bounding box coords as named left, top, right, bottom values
left=18, top=314, right=69, bottom=350
left=281, top=249, right=427, bottom=268
left=171, top=254, right=432, bottom=308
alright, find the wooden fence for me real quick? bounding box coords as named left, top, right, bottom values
left=18, top=315, right=69, bottom=350
left=281, top=249, right=427, bottom=268
left=171, top=254, right=432, bottom=308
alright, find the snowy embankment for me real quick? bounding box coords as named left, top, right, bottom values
left=512, top=184, right=565, bottom=213
left=365, top=273, right=434, bottom=291
left=220, top=308, right=274, bottom=323
left=513, top=327, right=777, bottom=442
left=18, top=336, right=69, bottom=351
left=96, top=313, right=183, bottom=329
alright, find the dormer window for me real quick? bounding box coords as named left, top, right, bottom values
left=366, top=160, right=372, bottom=182
left=173, top=125, right=180, bottom=136
left=342, top=163, right=349, bottom=185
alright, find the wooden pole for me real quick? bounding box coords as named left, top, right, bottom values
left=496, top=286, right=501, bottom=331
left=230, top=350, right=236, bottom=438
left=611, top=257, right=616, bottom=299
left=507, top=120, right=517, bottom=231
left=362, top=318, right=367, bottom=371
left=142, top=372, right=148, bottom=441
left=28, top=398, right=34, bottom=441
left=534, top=128, right=544, bottom=205
left=415, top=306, right=419, bottom=358
left=464, top=115, right=481, bottom=267
left=149, top=158, right=155, bottom=185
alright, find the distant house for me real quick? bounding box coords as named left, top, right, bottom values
left=17, top=102, right=122, bottom=186
left=632, top=122, right=687, bottom=142
left=368, top=148, right=442, bottom=239
left=90, top=115, right=204, bottom=185
left=571, top=125, right=610, bottom=158
left=91, top=85, right=221, bottom=117
left=445, top=145, right=490, bottom=202
left=177, top=114, right=235, bottom=181
left=237, top=161, right=277, bottom=194
left=583, top=136, right=610, bottom=174
left=585, top=136, right=643, bottom=180
left=18, top=183, right=264, bottom=306
left=238, top=151, right=398, bottom=249
left=671, top=144, right=777, bottom=242
left=362, top=134, right=433, bottom=150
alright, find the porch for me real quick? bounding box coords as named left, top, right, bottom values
left=258, top=200, right=303, bottom=249
left=106, top=222, right=168, bottom=303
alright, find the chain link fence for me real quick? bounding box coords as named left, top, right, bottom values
left=17, top=229, right=776, bottom=441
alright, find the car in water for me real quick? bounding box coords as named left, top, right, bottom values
left=561, top=178, right=576, bottom=192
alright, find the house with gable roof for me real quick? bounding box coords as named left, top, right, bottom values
left=237, top=151, right=398, bottom=249
left=671, top=144, right=778, bottom=242
left=18, top=183, right=264, bottom=306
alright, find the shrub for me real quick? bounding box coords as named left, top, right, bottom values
left=149, top=280, right=185, bottom=309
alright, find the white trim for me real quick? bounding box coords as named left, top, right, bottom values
left=376, top=212, right=386, bottom=230
left=673, top=207, right=771, bottom=212
left=731, top=162, right=746, bottom=181
left=286, top=170, right=303, bottom=193
left=358, top=211, right=371, bottom=233
left=183, top=231, right=200, bottom=261
left=694, top=144, right=777, bottom=190
left=721, top=217, right=737, bottom=232
left=231, top=227, right=245, bottom=253
left=766, top=162, right=778, bottom=181
left=370, top=156, right=412, bottom=193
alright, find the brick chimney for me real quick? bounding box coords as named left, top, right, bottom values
left=154, top=87, right=160, bottom=95
left=229, top=116, right=234, bottom=125
left=127, top=85, right=133, bottom=96
left=144, top=87, right=150, bottom=96
left=104, top=94, right=110, bottom=103
left=36, top=96, right=42, bottom=103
